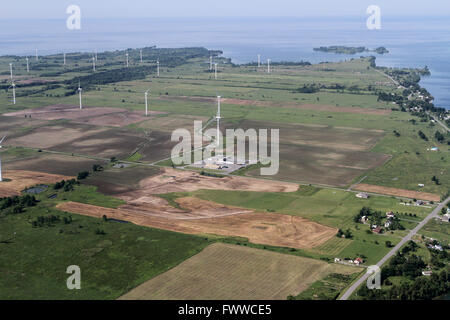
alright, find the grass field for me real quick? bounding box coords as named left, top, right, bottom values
left=420, top=219, right=450, bottom=244
left=119, top=243, right=361, bottom=300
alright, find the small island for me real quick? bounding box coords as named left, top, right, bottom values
left=313, top=46, right=389, bottom=55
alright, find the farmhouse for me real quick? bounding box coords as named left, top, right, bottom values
left=354, top=257, right=364, bottom=265
left=422, top=270, right=433, bottom=276
left=442, top=213, right=450, bottom=222
left=386, top=211, right=395, bottom=219
left=372, top=226, right=383, bottom=234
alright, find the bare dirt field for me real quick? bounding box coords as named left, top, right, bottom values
left=57, top=201, right=337, bottom=249
left=0, top=170, right=73, bottom=197
left=3, top=104, right=165, bottom=127
left=247, top=143, right=390, bottom=187
left=218, top=119, right=389, bottom=186
left=135, top=167, right=299, bottom=194
left=158, top=95, right=391, bottom=115
left=4, top=154, right=101, bottom=176
left=354, top=183, right=441, bottom=202
left=237, top=119, right=385, bottom=152
left=6, top=122, right=148, bottom=159
left=137, top=114, right=210, bottom=133
left=119, top=243, right=360, bottom=300
left=119, top=196, right=253, bottom=220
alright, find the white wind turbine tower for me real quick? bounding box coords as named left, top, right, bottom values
left=214, top=63, right=218, bottom=80
left=92, top=57, right=96, bottom=71
left=95, top=49, right=98, bottom=61
left=267, top=59, right=271, bottom=74
left=0, top=136, right=7, bottom=182
left=140, top=50, right=143, bottom=63
left=157, top=59, right=160, bottom=77
left=257, top=54, right=261, bottom=68
left=78, top=82, right=83, bottom=110
left=35, top=49, right=38, bottom=61
left=126, top=53, right=129, bottom=68
left=63, top=53, right=66, bottom=66
left=216, top=96, right=221, bottom=147
left=10, top=82, right=16, bottom=105
left=9, top=63, right=13, bottom=81
left=26, top=57, right=29, bottom=73
left=210, top=55, right=213, bottom=70
left=144, top=89, right=150, bottom=116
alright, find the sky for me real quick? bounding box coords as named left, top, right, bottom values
left=1, top=0, right=449, bottom=19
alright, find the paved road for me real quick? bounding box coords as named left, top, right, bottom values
left=429, top=113, right=449, bottom=132
left=340, top=196, right=450, bottom=300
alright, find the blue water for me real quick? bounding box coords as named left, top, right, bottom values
left=0, top=16, right=449, bottom=109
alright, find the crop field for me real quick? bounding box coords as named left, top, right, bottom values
left=4, top=104, right=164, bottom=127
left=85, top=165, right=162, bottom=195
left=119, top=243, right=361, bottom=300
left=3, top=153, right=102, bottom=176
left=354, top=183, right=441, bottom=202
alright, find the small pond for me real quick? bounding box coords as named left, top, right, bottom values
left=24, top=185, right=48, bottom=194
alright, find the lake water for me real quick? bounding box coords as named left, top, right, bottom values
left=0, top=16, right=449, bottom=109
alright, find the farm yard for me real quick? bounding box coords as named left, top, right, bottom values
left=119, top=243, right=361, bottom=300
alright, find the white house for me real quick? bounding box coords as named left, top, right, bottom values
left=385, top=221, right=392, bottom=228
left=442, top=213, right=450, bottom=222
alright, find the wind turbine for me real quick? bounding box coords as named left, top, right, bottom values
left=78, top=82, right=83, bottom=110
left=95, top=49, right=98, bottom=61
left=214, top=63, right=218, bottom=80
left=0, top=136, right=6, bottom=182
left=9, top=82, right=16, bottom=105
left=63, top=53, right=66, bottom=66
left=140, top=49, right=143, bottom=63
left=26, top=57, right=29, bottom=73
left=257, top=54, right=261, bottom=68
left=157, top=59, right=160, bottom=77
left=92, top=57, right=96, bottom=71
left=144, top=89, right=150, bottom=116
left=267, top=59, right=271, bottom=74
left=216, top=96, right=221, bottom=148
left=210, top=56, right=212, bottom=70
left=9, top=63, right=13, bottom=81
left=35, top=49, right=38, bottom=61
left=126, top=53, right=129, bottom=68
